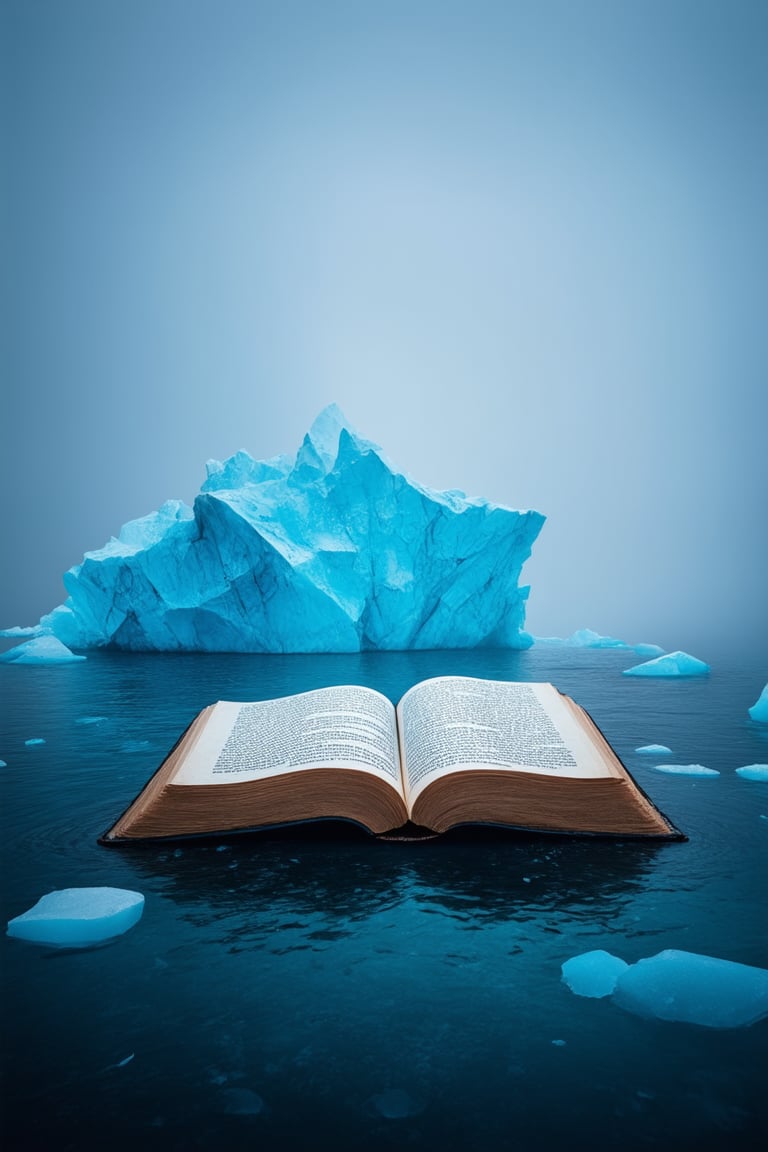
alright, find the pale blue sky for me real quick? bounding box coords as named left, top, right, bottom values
left=2, top=0, right=767, bottom=656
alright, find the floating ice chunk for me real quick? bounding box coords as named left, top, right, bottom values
left=75, top=716, right=107, bottom=725
left=551, top=1039, right=566, bottom=1046
left=0, top=635, right=86, bottom=664
left=561, top=949, right=630, bottom=998
left=220, top=1088, right=265, bottom=1116
left=0, top=759, right=6, bottom=767
left=635, top=744, right=672, bottom=754
left=24, top=738, right=45, bottom=746
left=651, top=763, right=719, bottom=776
left=612, top=949, right=768, bottom=1028
left=748, top=685, right=768, bottom=723
left=369, top=1089, right=424, bottom=1119
left=534, top=629, right=630, bottom=648
left=120, top=740, right=151, bottom=753
left=623, top=651, right=710, bottom=677
left=735, top=764, right=768, bottom=782
left=632, top=643, right=665, bottom=656
left=7, top=887, right=145, bottom=947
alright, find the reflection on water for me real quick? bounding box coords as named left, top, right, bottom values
left=1, top=647, right=767, bottom=1151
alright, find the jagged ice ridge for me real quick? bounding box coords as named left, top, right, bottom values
left=38, top=406, right=545, bottom=653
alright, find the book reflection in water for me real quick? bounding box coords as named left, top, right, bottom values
left=101, top=677, right=684, bottom=843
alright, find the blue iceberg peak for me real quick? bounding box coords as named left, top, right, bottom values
left=39, top=406, right=545, bottom=653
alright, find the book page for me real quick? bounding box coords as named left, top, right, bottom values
left=398, top=676, right=615, bottom=804
left=173, top=685, right=401, bottom=789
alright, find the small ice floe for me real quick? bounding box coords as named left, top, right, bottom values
left=561, top=949, right=629, bottom=998
left=369, top=1088, right=424, bottom=1119
left=120, top=740, right=151, bottom=753
left=0, top=625, right=44, bottom=638
left=748, top=684, right=768, bottom=723
left=551, top=1039, right=567, bottom=1047
left=651, top=763, right=719, bottom=777
left=7, top=887, right=144, bottom=947
left=104, top=1053, right=135, bottom=1071
left=219, top=1088, right=265, bottom=1116
left=24, top=738, right=45, bottom=746
left=562, top=948, right=768, bottom=1028
left=635, top=744, right=672, bottom=754
left=735, top=764, right=768, bottom=782
left=0, top=636, right=86, bottom=664
left=613, top=950, right=768, bottom=1028
left=632, top=643, right=665, bottom=656
left=75, top=716, right=107, bottom=725
left=622, top=651, right=710, bottom=678
left=0, top=759, right=7, bottom=767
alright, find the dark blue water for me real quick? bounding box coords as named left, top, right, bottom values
left=2, top=647, right=767, bottom=1151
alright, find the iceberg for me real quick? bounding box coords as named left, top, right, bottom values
left=612, top=949, right=768, bottom=1028
left=651, top=763, right=719, bottom=776
left=34, top=406, right=545, bottom=653
left=561, top=950, right=629, bottom=998
left=6, top=887, right=145, bottom=947
left=622, top=650, right=710, bottom=677
left=748, top=684, right=768, bottom=723
left=0, top=635, right=86, bottom=664
left=635, top=744, right=672, bottom=754
left=735, top=764, right=768, bottom=782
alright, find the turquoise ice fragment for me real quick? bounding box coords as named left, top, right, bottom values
left=612, top=950, right=768, bottom=1028
left=748, top=685, right=768, bottom=723
left=7, top=887, right=145, bottom=947
left=651, top=763, right=719, bottom=776
left=561, top=949, right=629, bottom=998
left=35, top=406, right=545, bottom=652
left=735, top=764, right=768, bottom=782
left=635, top=744, right=672, bottom=754
left=0, top=636, right=86, bottom=664
left=623, top=650, right=710, bottom=677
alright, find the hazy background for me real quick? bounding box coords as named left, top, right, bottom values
left=2, top=0, right=766, bottom=659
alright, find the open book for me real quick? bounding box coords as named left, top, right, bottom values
left=102, top=677, right=682, bottom=842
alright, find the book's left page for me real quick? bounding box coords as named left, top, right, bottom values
left=173, top=685, right=403, bottom=794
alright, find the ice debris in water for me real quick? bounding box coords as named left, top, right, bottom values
left=220, top=1088, right=265, bottom=1116
left=34, top=405, right=544, bottom=653
left=369, top=1088, right=424, bottom=1119
left=0, top=635, right=86, bottom=664
left=748, top=685, right=768, bottom=723
left=635, top=744, right=672, bottom=754
left=75, top=716, right=107, bottom=725
left=0, top=759, right=6, bottom=767
left=622, top=650, right=710, bottom=677
left=612, top=950, right=768, bottom=1028
left=563, top=949, right=768, bottom=1028
left=735, top=764, right=768, bottom=782
left=7, top=887, right=145, bottom=947
left=533, top=630, right=664, bottom=653
left=24, top=738, right=45, bottom=746
left=651, top=763, right=719, bottom=776
left=561, top=949, right=630, bottom=998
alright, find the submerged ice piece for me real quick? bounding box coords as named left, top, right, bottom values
left=561, top=949, right=629, bottom=998
left=612, top=949, right=768, bottom=1028
left=622, top=651, right=710, bottom=677
left=748, top=684, right=768, bottom=723
left=7, top=887, right=144, bottom=947
left=38, top=405, right=545, bottom=653
left=735, top=764, right=768, bottom=782
left=0, top=635, right=85, bottom=664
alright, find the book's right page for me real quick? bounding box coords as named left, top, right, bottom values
left=397, top=676, right=618, bottom=808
